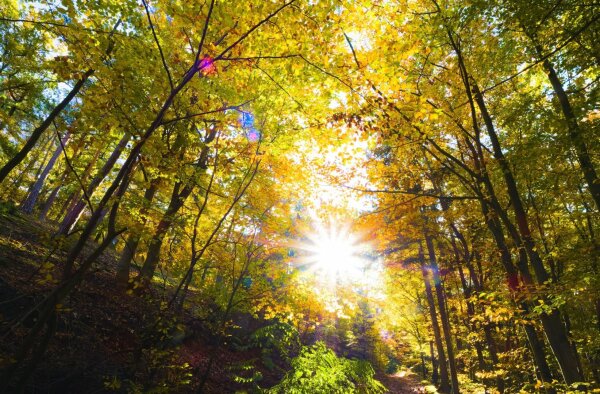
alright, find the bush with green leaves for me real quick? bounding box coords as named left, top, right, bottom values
left=251, top=321, right=300, bottom=369
left=234, top=321, right=300, bottom=371
left=268, top=342, right=386, bottom=394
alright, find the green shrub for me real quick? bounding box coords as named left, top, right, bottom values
left=268, top=342, right=386, bottom=394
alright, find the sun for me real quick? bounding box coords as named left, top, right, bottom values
left=311, top=228, right=359, bottom=276
left=300, top=223, right=367, bottom=281
left=288, top=219, right=386, bottom=301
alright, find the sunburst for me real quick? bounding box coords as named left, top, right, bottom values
left=294, top=221, right=370, bottom=283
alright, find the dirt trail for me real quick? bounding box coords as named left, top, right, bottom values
left=377, top=372, right=432, bottom=394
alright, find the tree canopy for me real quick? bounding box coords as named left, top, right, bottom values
left=0, top=0, right=598, bottom=392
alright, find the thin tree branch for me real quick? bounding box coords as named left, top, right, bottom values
left=142, top=0, right=173, bottom=90
left=215, top=0, right=297, bottom=61
left=0, top=17, right=130, bottom=36
left=342, top=184, right=478, bottom=200
left=481, top=13, right=600, bottom=94
left=221, top=53, right=355, bottom=91
left=343, top=31, right=361, bottom=69
left=160, top=101, right=253, bottom=126
left=195, top=0, right=216, bottom=64
left=53, top=122, right=94, bottom=217
left=255, top=64, right=304, bottom=109
left=220, top=54, right=300, bottom=61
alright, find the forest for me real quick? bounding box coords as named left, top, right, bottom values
left=0, top=0, right=598, bottom=393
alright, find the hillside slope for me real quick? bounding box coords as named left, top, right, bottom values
left=0, top=209, right=418, bottom=393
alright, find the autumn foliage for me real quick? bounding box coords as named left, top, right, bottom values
left=0, top=0, right=598, bottom=393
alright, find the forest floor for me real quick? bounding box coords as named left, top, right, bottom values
left=377, top=371, right=436, bottom=394
left=0, top=208, right=425, bottom=393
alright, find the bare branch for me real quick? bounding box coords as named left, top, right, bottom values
left=160, top=100, right=253, bottom=126
left=195, top=0, right=216, bottom=64
left=142, top=0, right=173, bottom=90
left=53, top=123, right=94, bottom=217
left=343, top=31, right=361, bottom=69
left=0, top=17, right=129, bottom=36
left=342, top=184, right=478, bottom=200
left=215, top=0, right=297, bottom=61
left=481, top=13, right=600, bottom=94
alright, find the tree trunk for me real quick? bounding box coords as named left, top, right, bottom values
left=30, top=141, right=53, bottom=186
left=419, top=243, right=450, bottom=393
left=116, top=179, right=159, bottom=287
left=59, top=132, right=130, bottom=234
left=38, top=172, right=67, bottom=221
left=20, top=132, right=70, bottom=214
left=430, top=340, right=439, bottom=385
left=477, top=195, right=555, bottom=388
left=424, top=233, right=460, bottom=394
left=57, top=143, right=104, bottom=222
left=138, top=126, right=218, bottom=284
left=139, top=181, right=193, bottom=282
left=455, top=255, right=486, bottom=379
left=0, top=70, right=94, bottom=184
left=533, top=44, right=600, bottom=209
left=4, top=135, right=53, bottom=200
left=471, top=82, right=584, bottom=384
left=483, top=326, right=504, bottom=393
left=442, top=19, right=582, bottom=382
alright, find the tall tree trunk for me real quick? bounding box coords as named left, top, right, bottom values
left=455, top=254, right=486, bottom=380
left=57, top=144, right=104, bottom=223
left=30, top=141, right=53, bottom=185
left=40, top=134, right=87, bottom=220
left=419, top=243, right=451, bottom=393
left=424, top=232, right=460, bottom=394
left=477, top=194, right=556, bottom=388
left=139, top=126, right=218, bottom=283
left=59, top=132, right=130, bottom=234
left=38, top=171, right=68, bottom=221
left=471, top=82, right=584, bottom=384
left=529, top=38, right=600, bottom=210
left=116, top=179, right=159, bottom=287
left=430, top=340, right=439, bottom=385
left=0, top=70, right=94, bottom=184
left=483, top=326, right=504, bottom=393
left=20, top=132, right=70, bottom=214
left=139, top=181, right=193, bottom=282
left=455, top=112, right=557, bottom=388
left=461, top=103, right=560, bottom=388
left=447, top=21, right=581, bottom=380
left=4, top=135, right=53, bottom=200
